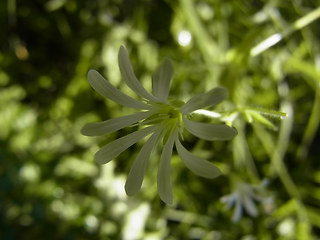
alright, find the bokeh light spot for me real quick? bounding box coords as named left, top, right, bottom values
left=178, top=30, right=192, bottom=47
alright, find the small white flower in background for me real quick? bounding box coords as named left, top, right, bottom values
left=221, top=179, right=274, bottom=222
left=81, top=46, right=238, bottom=204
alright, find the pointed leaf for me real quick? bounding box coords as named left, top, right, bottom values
left=183, top=117, right=238, bottom=141
left=152, top=57, right=174, bottom=102
left=180, top=87, right=228, bottom=114
left=175, top=138, right=221, bottom=178
left=157, top=129, right=175, bottom=204
left=87, top=69, right=151, bottom=109
left=95, top=126, right=157, bottom=164
left=81, top=111, right=153, bottom=136
left=118, top=46, right=159, bottom=102
left=125, top=130, right=161, bottom=196
left=248, top=111, right=277, bottom=130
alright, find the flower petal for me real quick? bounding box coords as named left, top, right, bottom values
left=125, top=129, right=161, bottom=196
left=183, top=117, right=238, bottom=141
left=221, top=194, right=237, bottom=209
left=157, top=129, right=176, bottom=204
left=175, top=138, right=221, bottom=178
left=180, top=87, right=228, bottom=114
left=152, top=57, right=174, bottom=102
left=95, top=126, right=157, bottom=164
left=87, top=69, right=151, bottom=109
left=242, top=195, right=258, bottom=217
left=232, top=197, right=243, bottom=222
left=118, top=46, right=159, bottom=102
left=81, top=111, right=153, bottom=136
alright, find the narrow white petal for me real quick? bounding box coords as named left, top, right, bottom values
left=118, top=46, right=159, bottom=102
left=125, top=130, right=161, bottom=196
left=95, top=126, right=157, bottom=164
left=183, top=117, right=238, bottom=141
left=180, top=87, right=228, bottom=114
left=243, top=195, right=258, bottom=217
left=221, top=194, right=237, bottom=209
left=88, top=69, right=151, bottom=109
left=175, top=138, right=221, bottom=178
left=157, top=129, right=176, bottom=204
left=232, top=197, right=243, bottom=222
left=152, top=57, right=174, bottom=102
left=81, top=111, right=153, bottom=136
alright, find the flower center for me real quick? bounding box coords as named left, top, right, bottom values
left=167, top=108, right=180, bottom=119
left=143, top=100, right=185, bottom=128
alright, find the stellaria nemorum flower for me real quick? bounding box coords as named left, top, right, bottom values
left=81, top=46, right=238, bottom=204
left=221, top=179, right=274, bottom=221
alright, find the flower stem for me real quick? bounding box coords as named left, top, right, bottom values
left=254, top=101, right=311, bottom=238
left=179, top=0, right=222, bottom=86
left=244, top=107, right=288, bottom=119
left=250, top=6, right=320, bottom=57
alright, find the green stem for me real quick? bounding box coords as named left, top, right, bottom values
left=271, top=102, right=301, bottom=199
left=244, top=107, right=287, bottom=119
left=179, top=0, right=222, bottom=85
left=7, top=0, right=17, bottom=25
left=293, top=7, right=320, bottom=31
left=250, top=7, right=320, bottom=57
left=284, top=56, right=320, bottom=160
left=253, top=101, right=310, bottom=236
left=297, top=85, right=320, bottom=159
left=232, top=120, right=260, bottom=182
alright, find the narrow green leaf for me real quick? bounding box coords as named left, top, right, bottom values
left=246, top=110, right=277, bottom=130
left=297, top=220, right=313, bottom=240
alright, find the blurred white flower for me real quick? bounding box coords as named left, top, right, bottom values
left=82, top=46, right=237, bottom=204
left=221, top=179, right=273, bottom=221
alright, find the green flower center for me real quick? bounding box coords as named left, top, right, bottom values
left=167, top=107, right=180, bottom=119
left=143, top=100, right=185, bottom=129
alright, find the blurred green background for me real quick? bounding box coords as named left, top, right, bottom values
left=1, top=0, right=320, bottom=239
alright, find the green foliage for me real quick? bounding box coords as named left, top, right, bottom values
left=1, top=0, right=320, bottom=239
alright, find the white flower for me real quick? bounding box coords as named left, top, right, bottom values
left=221, top=179, right=273, bottom=221
left=81, top=46, right=237, bottom=204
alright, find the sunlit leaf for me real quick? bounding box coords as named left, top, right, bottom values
left=246, top=110, right=277, bottom=130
